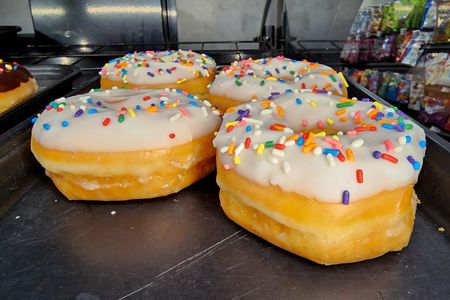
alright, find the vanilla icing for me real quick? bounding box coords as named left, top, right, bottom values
left=100, top=50, right=216, bottom=85
left=32, top=89, right=221, bottom=152
left=209, top=56, right=345, bottom=102
left=213, top=91, right=426, bottom=203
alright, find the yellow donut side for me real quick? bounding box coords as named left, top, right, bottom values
left=216, top=157, right=417, bottom=265
left=31, top=133, right=216, bottom=201
left=100, top=74, right=215, bottom=99
left=0, top=78, right=38, bottom=113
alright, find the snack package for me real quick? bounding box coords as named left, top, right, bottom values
left=397, top=73, right=412, bottom=104
left=349, top=39, right=362, bottom=64
left=378, top=71, right=393, bottom=98
left=381, top=34, right=398, bottom=61
left=359, top=69, right=369, bottom=87
left=340, top=38, right=362, bottom=64
left=350, top=9, right=372, bottom=37
left=383, top=0, right=415, bottom=33
left=402, top=31, right=433, bottom=66
left=370, top=7, right=384, bottom=35
left=359, top=38, right=374, bottom=63
left=418, top=84, right=450, bottom=128
left=425, top=52, right=449, bottom=85
left=410, top=0, right=427, bottom=29
left=367, top=69, right=382, bottom=93
left=382, top=0, right=427, bottom=33
left=396, top=30, right=414, bottom=62
left=353, top=69, right=366, bottom=83
left=421, top=0, right=438, bottom=29
left=433, top=0, right=450, bottom=42
left=381, top=3, right=395, bottom=33
left=370, top=32, right=384, bottom=61
left=409, top=76, right=425, bottom=110
left=386, top=72, right=401, bottom=101
left=340, top=39, right=353, bottom=62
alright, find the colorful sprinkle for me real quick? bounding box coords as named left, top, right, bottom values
left=384, top=139, right=394, bottom=153
left=356, top=169, right=363, bottom=183
left=336, top=102, right=353, bottom=108
left=342, top=190, right=350, bottom=205
left=346, top=149, right=354, bottom=161
left=381, top=153, right=398, bottom=164
left=74, top=109, right=84, bottom=117
left=373, top=151, right=382, bottom=159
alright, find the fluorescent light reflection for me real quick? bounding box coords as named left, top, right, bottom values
left=86, top=5, right=161, bottom=15
left=32, top=7, right=66, bottom=16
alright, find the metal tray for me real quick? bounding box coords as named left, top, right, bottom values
left=0, top=65, right=81, bottom=134
left=0, top=78, right=449, bottom=300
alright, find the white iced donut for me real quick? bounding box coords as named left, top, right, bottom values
left=31, top=88, right=221, bottom=201
left=213, top=90, right=426, bottom=264
left=100, top=50, right=216, bottom=97
left=208, top=56, right=348, bottom=110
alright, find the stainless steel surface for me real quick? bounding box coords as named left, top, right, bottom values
left=162, top=0, right=178, bottom=45
left=29, top=0, right=169, bottom=44
left=286, top=0, right=362, bottom=40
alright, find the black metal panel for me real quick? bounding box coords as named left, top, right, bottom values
left=29, top=0, right=167, bottom=44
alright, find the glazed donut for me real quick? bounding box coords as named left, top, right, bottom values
left=100, top=50, right=216, bottom=98
left=31, top=88, right=221, bottom=201
left=0, top=60, right=38, bottom=113
left=213, top=90, right=426, bottom=265
left=208, top=56, right=348, bottom=111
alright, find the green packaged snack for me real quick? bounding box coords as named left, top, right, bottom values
left=382, top=0, right=426, bottom=33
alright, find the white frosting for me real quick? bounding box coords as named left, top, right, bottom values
left=32, top=89, right=221, bottom=152
left=209, top=57, right=345, bottom=102
left=100, top=50, right=216, bottom=85
left=213, top=91, right=426, bottom=203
